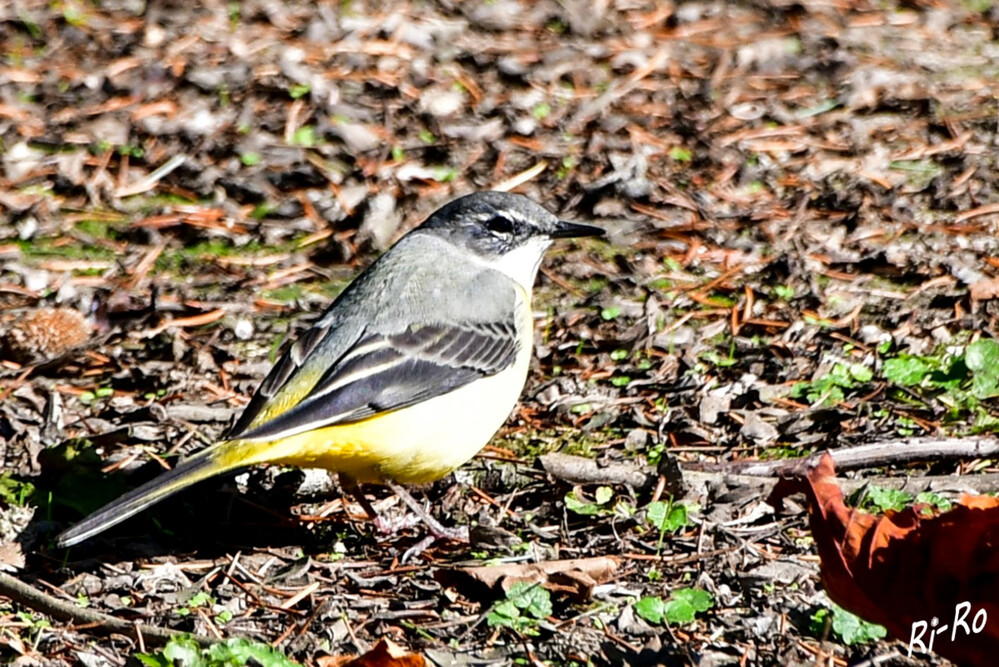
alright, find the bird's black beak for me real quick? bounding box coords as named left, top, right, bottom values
left=550, top=219, right=605, bottom=239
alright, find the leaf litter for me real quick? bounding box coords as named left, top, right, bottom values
left=2, top=0, right=999, bottom=665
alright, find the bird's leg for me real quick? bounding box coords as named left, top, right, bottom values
left=339, top=476, right=422, bottom=533
left=384, top=480, right=469, bottom=544
left=340, top=476, right=468, bottom=561
left=384, top=481, right=469, bottom=563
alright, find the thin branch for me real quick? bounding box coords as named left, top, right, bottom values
left=541, top=438, right=999, bottom=500
left=688, top=436, right=999, bottom=477
left=0, top=572, right=216, bottom=647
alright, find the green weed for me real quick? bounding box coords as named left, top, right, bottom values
left=791, top=362, right=873, bottom=406
left=810, top=603, right=886, bottom=645
left=136, top=636, right=297, bottom=667
left=882, top=339, right=999, bottom=429
left=0, top=474, right=35, bottom=507
left=486, top=582, right=553, bottom=636
left=634, top=588, right=714, bottom=625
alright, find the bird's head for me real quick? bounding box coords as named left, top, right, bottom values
left=418, top=191, right=604, bottom=287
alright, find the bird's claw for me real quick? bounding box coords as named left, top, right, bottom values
left=372, top=513, right=424, bottom=535
left=399, top=524, right=469, bottom=562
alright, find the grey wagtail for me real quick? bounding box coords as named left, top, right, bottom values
left=57, top=191, right=604, bottom=548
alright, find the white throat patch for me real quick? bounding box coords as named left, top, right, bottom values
left=480, top=237, right=553, bottom=290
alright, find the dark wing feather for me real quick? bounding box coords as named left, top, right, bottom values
left=224, top=323, right=335, bottom=438
left=233, top=321, right=519, bottom=442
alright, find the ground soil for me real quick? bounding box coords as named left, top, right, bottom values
left=2, top=0, right=999, bottom=665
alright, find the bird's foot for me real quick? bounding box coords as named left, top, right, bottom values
left=384, top=480, right=469, bottom=561
left=372, top=508, right=469, bottom=563
left=343, top=477, right=469, bottom=560
left=426, top=522, right=470, bottom=543
left=401, top=536, right=436, bottom=563
left=399, top=523, right=470, bottom=562
left=367, top=501, right=469, bottom=544
left=372, top=513, right=424, bottom=535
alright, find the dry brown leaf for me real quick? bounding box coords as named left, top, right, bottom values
left=768, top=453, right=999, bottom=665
left=970, top=276, right=999, bottom=302
left=316, top=639, right=428, bottom=667
left=0, top=542, right=25, bottom=572
left=435, top=556, right=621, bottom=602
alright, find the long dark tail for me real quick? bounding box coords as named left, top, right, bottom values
left=56, top=448, right=238, bottom=548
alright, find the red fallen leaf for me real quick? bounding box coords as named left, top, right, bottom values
left=316, top=639, right=428, bottom=667
left=768, top=454, right=999, bottom=666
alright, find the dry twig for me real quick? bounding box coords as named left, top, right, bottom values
left=0, top=572, right=215, bottom=647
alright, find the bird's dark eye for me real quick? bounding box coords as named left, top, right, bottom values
left=484, top=215, right=515, bottom=235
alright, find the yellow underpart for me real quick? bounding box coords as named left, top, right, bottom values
left=214, top=359, right=527, bottom=483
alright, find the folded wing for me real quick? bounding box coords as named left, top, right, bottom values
left=229, top=320, right=520, bottom=443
